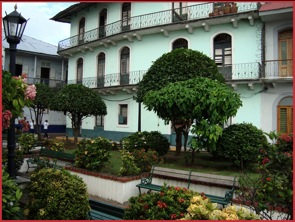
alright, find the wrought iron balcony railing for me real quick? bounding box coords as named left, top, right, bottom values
left=26, top=77, right=66, bottom=88
left=218, top=62, right=261, bottom=80
left=58, top=2, right=259, bottom=51
left=262, top=59, right=293, bottom=79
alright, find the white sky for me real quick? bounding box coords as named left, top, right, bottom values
left=2, top=2, right=76, bottom=46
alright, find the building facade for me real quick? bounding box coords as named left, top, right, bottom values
left=2, top=31, right=68, bottom=133
left=51, top=2, right=293, bottom=144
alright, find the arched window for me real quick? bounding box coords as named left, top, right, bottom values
left=277, top=96, right=293, bottom=134
left=214, top=33, right=232, bottom=79
left=77, top=58, right=83, bottom=84
left=172, top=38, right=188, bottom=50
left=97, top=53, right=105, bottom=87
left=122, top=3, right=131, bottom=31
left=99, top=9, right=107, bottom=38
left=78, top=17, right=85, bottom=43
left=120, top=47, right=130, bottom=85
left=278, top=29, right=293, bottom=77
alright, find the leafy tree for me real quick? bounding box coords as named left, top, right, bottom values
left=143, top=77, right=242, bottom=158
left=29, top=83, right=55, bottom=140
left=136, top=48, right=225, bottom=153
left=50, top=84, right=107, bottom=144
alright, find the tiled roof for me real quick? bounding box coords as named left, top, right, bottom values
left=259, top=2, right=293, bottom=11
left=2, top=30, right=58, bottom=56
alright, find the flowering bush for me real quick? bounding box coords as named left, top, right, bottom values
left=44, top=139, right=65, bottom=152
left=124, top=185, right=198, bottom=220
left=18, top=118, right=29, bottom=132
left=121, top=131, right=170, bottom=156
left=2, top=71, right=36, bottom=129
left=182, top=194, right=260, bottom=220
left=119, top=149, right=140, bottom=176
left=74, top=137, right=112, bottom=171
left=24, top=168, right=90, bottom=219
left=18, top=133, right=36, bottom=154
left=132, top=148, right=163, bottom=172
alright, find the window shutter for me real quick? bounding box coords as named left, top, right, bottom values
left=279, top=107, right=287, bottom=133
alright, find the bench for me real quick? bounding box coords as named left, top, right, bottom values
left=136, top=166, right=192, bottom=194
left=88, top=199, right=125, bottom=220
left=203, top=176, right=237, bottom=208
left=26, top=148, right=75, bottom=173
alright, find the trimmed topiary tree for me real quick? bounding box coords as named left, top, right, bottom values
left=121, top=131, right=170, bottom=156
left=24, top=168, right=90, bottom=219
left=74, top=137, right=112, bottom=171
left=215, top=123, right=267, bottom=169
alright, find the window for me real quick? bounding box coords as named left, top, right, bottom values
left=172, top=38, right=188, bottom=50
left=97, top=53, right=105, bottom=87
left=15, top=64, right=23, bottom=76
left=122, top=3, right=131, bottom=31
left=96, top=115, right=104, bottom=127
left=277, top=96, right=293, bottom=134
left=79, top=17, right=85, bottom=43
left=172, top=2, right=188, bottom=22
left=41, top=61, right=50, bottom=85
left=278, top=29, right=293, bottom=77
left=214, top=33, right=232, bottom=79
left=77, top=58, right=83, bottom=84
left=120, top=47, right=130, bottom=85
left=99, top=9, right=107, bottom=37
left=118, top=104, right=128, bottom=125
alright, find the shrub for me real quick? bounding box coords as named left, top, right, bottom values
left=132, top=148, right=163, bottom=172
left=121, top=131, right=170, bottom=156
left=2, top=169, right=23, bottom=219
left=2, top=148, right=24, bottom=171
left=182, top=193, right=260, bottom=220
left=24, top=168, right=90, bottom=219
left=119, top=149, right=140, bottom=176
left=215, top=123, right=267, bottom=169
left=124, top=185, right=198, bottom=220
left=44, top=139, right=65, bottom=151
left=74, top=137, right=112, bottom=171
left=18, top=133, right=36, bottom=154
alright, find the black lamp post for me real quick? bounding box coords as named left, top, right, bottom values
left=3, top=4, right=28, bottom=178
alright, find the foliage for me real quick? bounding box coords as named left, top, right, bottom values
left=2, top=148, right=24, bottom=171
left=18, top=133, right=37, bottom=154
left=30, top=83, right=55, bottom=140
left=132, top=149, right=163, bottom=172
left=2, top=169, right=23, bottom=220
left=24, top=168, right=90, bottom=219
left=74, top=137, right=112, bottom=171
left=119, top=149, right=141, bottom=176
left=2, top=71, right=36, bottom=121
left=182, top=194, right=260, bottom=220
left=143, top=77, right=242, bottom=156
left=44, top=139, right=65, bottom=151
left=136, top=48, right=224, bottom=103
left=28, top=156, right=57, bottom=172
left=215, top=123, right=267, bottom=169
left=124, top=185, right=198, bottom=220
left=236, top=131, right=293, bottom=220
left=50, top=84, right=107, bottom=144
left=121, top=131, right=170, bottom=156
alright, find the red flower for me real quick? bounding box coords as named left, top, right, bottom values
left=262, top=157, right=270, bottom=165
left=178, top=198, right=185, bottom=203
left=170, top=214, right=177, bottom=219
left=266, top=177, right=271, bottom=182
left=143, top=204, right=149, bottom=209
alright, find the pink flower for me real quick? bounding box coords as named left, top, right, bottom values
left=25, top=85, right=37, bottom=100
left=262, top=157, right=270, bottom=165
left=2, top=110, right=12, bottom=129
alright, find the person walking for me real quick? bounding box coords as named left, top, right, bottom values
left=29, top=120, right=34, bottom=134
left=43, top=120, right=49, bottom=139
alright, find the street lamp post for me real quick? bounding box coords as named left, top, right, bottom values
left=3, top=4, right=28, bottom=178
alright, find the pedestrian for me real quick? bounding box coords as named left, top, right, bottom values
left=29, top=120, right=34, bottom=134
left=43, top=120, right=49, bottom=139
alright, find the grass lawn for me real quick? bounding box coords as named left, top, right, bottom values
left=63, top=140, right=258, bottom=177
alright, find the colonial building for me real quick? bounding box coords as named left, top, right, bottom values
left=2, top=31, right=68, bottom=133
left=51, top=2, right=293, bottom=144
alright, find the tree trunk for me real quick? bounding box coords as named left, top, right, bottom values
left=183, top=131, right=188, bottom=153
left=175, top=128, right=182, bottom=156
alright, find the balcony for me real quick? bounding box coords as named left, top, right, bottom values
left=57, top=2, right=260, bottom=52
left=262, top=59, right=293, bottom=79
left=26, top=77, right=66, bottom=88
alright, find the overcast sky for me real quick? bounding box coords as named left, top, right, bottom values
left=2, top=2, right=76, bottom=46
